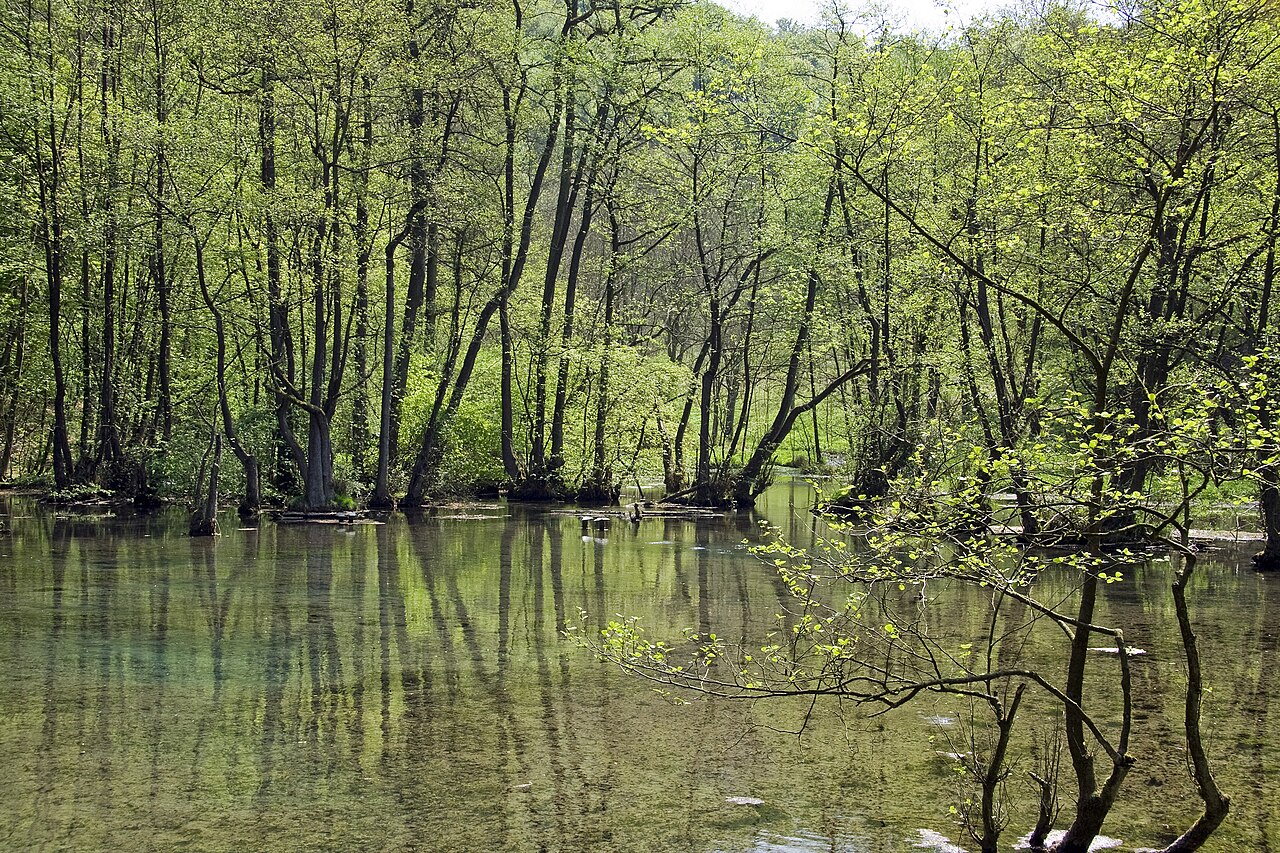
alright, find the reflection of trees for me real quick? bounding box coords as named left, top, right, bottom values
left=258, top=526, right=297, bottom=799
left=375, top=522, right=408, bottom=754
left=190, top=526, right=252, bottom=696
left=547, top=517, right=567, bottom=636
left=696, top=523, right=711, bottom=638
left=187, top=525, right=252, bottom=793
left=438, top=520, right=494, bottom=684
left=36, top=516, right=67, bottom=822
left=137, top=526, right=165, bottom=802
left=404, top=519, right=462, bottom=704
left=666, top=517, right=691, bottom=606
left=531, top=517, right=581, bottom=844
left=304, top=526, right=341, bottom=752
left=348, top=525, right=369, bottom=759
left=28, top=499, right=1248, bottom=849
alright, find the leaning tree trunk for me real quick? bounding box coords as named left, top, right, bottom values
left=529, top=87, right=577, bottom=481
left=725, top=182, right=835, bottom=505
left=1252, top=121, right=1279, bottom=571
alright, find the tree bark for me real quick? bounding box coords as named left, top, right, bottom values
left=0, top=277, right=28, bottom=480
left=190, top=433, right=221, bottom=537
left=261, top=63, right=303, bottom=494
left=1255, top=464, right=1280, bottom=571
left=151, top=4, right=172, bottom=443
left=352, top=74, right=373, bottom=481
left=30, top=13, right=75, bottom=489
left=1158, top=552, right=1229, bottom=852
left=550, top=103, right=611, bottom=477
left=193, top=236, right=260, bottom=514
left=579, top=199, right=620, bottom=503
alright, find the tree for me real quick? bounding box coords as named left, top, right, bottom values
left=583, top=371, right=1270, bottom=851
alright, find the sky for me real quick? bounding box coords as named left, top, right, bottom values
left=717, top=0, right=1012, bottom=33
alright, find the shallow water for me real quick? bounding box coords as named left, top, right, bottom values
left=0, top=481, right=1276, bottom=852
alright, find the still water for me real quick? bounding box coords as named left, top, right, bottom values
left=0, top=481, right=1277, bottom=852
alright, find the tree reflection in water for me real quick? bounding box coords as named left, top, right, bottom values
left=0, top=487, right=1276, bottom=851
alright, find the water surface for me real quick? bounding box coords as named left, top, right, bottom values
left=0, top=482, right=1276, bottom=852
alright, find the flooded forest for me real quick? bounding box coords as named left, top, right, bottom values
left=2, top=0, right=1280, bottom=850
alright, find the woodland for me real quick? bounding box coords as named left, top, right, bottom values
left=4, top=1, right=1280, bottom=851
left=1, top=0, right=1278, bottom=560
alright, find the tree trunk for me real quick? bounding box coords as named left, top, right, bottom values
left=352, top=75, right=373, bottom=481
left=976, top=686, right=1023, bottom=853
left=1255, top=464, right=1280, bottom=571
left=1158, top=553, right=1229, bottom=852
left=694, top=295, right=722, bottom=503
left=0, top=277, right=28, bottom=480
left=371, top=234, right=400, bottom=508
left=302, top=218, right=336, bottom=508
left=403, top=227, right=512, bottom=505
left=95, top=12, right=122, bottom=470
left=372, top=199, right=431, bottom=507
left=499, top=294, right=520, bottom=480
left=193, top=237, right=261, bottom=515
left=530, top=85, right=578, bottom=479
left=261, top=64, right=303, bottom=496
left=551, top=104, right=611, bottom=478
left=190, top=433, right=221, bottom=537
left=1252, top=166, right=1277, bottom=570
left=579, top=201, right=620, bottom=504
left=77, top=250, right=93, bottom=472
left=151, top=7, right=172, bottom=443
left=37, top=97, right=74, bottom=488
left=403, top=288, right=501, bottom=505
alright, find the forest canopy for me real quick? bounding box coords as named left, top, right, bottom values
left=1, top=0, right=1278, bottom=561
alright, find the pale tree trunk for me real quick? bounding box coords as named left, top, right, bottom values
left=192, top=236, right=260, bottom=514
left=190, top=432, right=221, bottom=537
